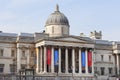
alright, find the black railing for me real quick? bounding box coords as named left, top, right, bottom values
left=0, top=74, right=117, bottom=80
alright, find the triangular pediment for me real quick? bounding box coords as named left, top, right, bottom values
left=51, top=36, right=92, bottom=43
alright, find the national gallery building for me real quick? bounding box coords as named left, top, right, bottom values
left=0, top=5, right=119, bottom=80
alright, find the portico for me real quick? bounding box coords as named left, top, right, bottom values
left=35, top=36, right=94, bottom=76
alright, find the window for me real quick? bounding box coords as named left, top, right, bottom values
left=31, top=51, right=34, bottom=57
left=11, top=50, right=15, bottom=57
left=10, top=64, right=16, bottom=74
left=21, top=64, right=26, bottom=69
left=0, top=64, right=4, bottom=73
left=108, top=67, right=112, bottom=74
left=101, top=55, right=104, bottom=61
left=94, top=67, right=97, bottom=72
left=22, top=51, right=25, bottom=57
left=0, top=49, right=4, bottom=56
left=101, top=67, right=105, bottom=75
left=109, top=55, right=111, bottom=61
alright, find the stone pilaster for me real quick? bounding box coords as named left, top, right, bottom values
left=17, top=48, right=21, bottom=72
left=27, top=49, right=30, bottom=69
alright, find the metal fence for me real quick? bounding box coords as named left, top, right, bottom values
left=0, top=74, right=117, bottom=80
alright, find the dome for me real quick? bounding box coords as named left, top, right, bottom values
left=45, top=5, right=69, bottom=26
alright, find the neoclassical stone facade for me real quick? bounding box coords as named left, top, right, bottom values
left=35, top=36, right=94, bottom=77
left=0, top=5, right=119, bottom=79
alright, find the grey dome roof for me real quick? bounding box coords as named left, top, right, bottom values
left=45, top=5, right=69, bottom=26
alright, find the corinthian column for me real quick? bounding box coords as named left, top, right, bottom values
left=40, top=47, right=42, bottom=73
left=79, top=48, right=82, bottom=74
left=51, top=46, right=54, bottom=73
left=117, top=54, right=119, bottom=74
left=44, top=46, right=47, bottom=73
left=72, top=48, right=75, bottom=74
left=85, top=49, right=88, bottom=74
left=65, top=47, right=68, bottom=73
left=58, top=47, right=61, bottom=73
left=36, top=47, right=39, bottom=73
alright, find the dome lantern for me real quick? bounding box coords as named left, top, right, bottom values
left=56, top=4, right=59, bottom=12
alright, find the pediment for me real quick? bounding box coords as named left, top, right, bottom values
left=52, top=37, right=89, bottom=43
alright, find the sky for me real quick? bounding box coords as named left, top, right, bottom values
left=0, top=0, right=120, bottom=41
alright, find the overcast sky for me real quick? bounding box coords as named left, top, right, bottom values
left=0, top=0, right=120, bottom=41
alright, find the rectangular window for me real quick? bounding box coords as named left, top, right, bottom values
left=10, top=64, right=16, bottom=74
left=22, top=51, right=25, bottom=57
left=109, top=55, right=111, bottom=61
left=101, top=67, right=105, bottom=75
left=21, top=64, right=26, bottom=69
left=0, top=64, right=4, bottom=73
left=31, top=51, right=34, bottom=57
left=0, top=49, right=4, bottom=56
left=11, top=50, right=15, bottom=57
left=101, top=55, right=103, bottom=61
left=94, top=67, right=97, bottom=71
left=108, top=67, right=112, bottom=74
